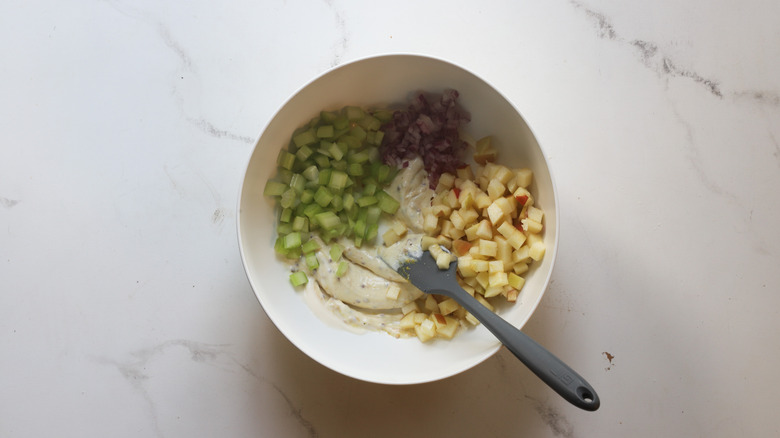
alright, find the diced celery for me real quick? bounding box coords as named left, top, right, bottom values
left=376, top=190, right=400, bottom=214
left=316, top=125, right=334, bottom=138
left=342, top=193, right=354, bottom=211
left=366, top=131, right=376, bottom=146
left=277, top=223, right=292, bottom=235
left=285, top=248, right=301, bottom=260
left=276, top=168, right=294, bottom=184
left=302, top=165, right=319, bottom=182
left=292, top=216, right=308, bottom=232
left=373, top=130, right=384, bottom=145
left=354, top=219, right=367, bottom=239
left=313, top=186, right=334, bottom=207
left=358, top=114, right=381, bottom=131
left=318, top=168, right=332, bottom=186
left=349, top=125, right=367, bottom=142
left=376, top=164, right=392, bottom=183
left=320, top=110, right=338, bottom=122
left=372, top=109, right=394, bottom=123
left=356, top=196, right=376, bottom=207
left=329, top=243, right=344, bottom=261
left=289, top=173, right=306, bottom=194
left=363, top=182, right=377, bottom=196
left=263, top=180, right=287, bottom=197
left=300, top=189, right=314, bottom=204
left=327, top=142, right=344, bottom=160
left=366, top=146, right=379, bottom=162
left=331, top=195, right=343, bottom=212
left=301, top=239, right=320, bottom=254
left=283, top=232, right=302, bottom=250
left=366, top=206, right=381, bottom=224
left=289, top=271, right=308, bottom=287
left=313, top=154, right=331, bottom=168
left=333, top=115, right=349, bottom=130
left=302, top=203, right=322, bottom=219
left=280, top=208, right=293, bottom=223
left=366, top=223, right=378, bottom=242
left=295, top=145, right=313, bottom=161
left=340, top=135, right=361, bottom=149
left=280, top=188, right=297, bottom=209
left=328, top=170, right=349, bottom=191
left=305, top=252, right=319, bottom=270
left=336, top=261, right=349, bottom=277
left=348, top=150, right=369, bottom=163
left=315, top=211, right=341, bottom=230
left=293, top=130, right=316, bottom=148
left=347, top=163, right=364, bottom=176
left=345, top=106, right=364, bottom=121
left=330, top=160, right=347, bottom=171
left=277, top=150, right=296, bottom=170
left=274, top=236, right=286, bottom=255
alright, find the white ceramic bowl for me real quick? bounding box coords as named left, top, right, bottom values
left=238, top=54, right=558, bottom=384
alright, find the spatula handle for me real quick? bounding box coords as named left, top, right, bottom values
left=435, top=280, right=600, bottom=411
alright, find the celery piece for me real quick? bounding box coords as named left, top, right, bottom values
left=327, top=142, right=344, bottom=161
left=317, top=142, right=333, bottom=157
left=333, top=115, right=349, bottom=130
left=356, top=196, right=377, bottom=207
left=291, top=216, right=308, bottom=232
left=347, top=163, right=364, bottom=177
left=349, top=125, right=367, bottom=142
left=366, top=146, right=379, bottom=162
left=372, top=109, right=394, bottom=123
left=277, top=150, right=296, bottom=170
left=315, top=211, right=341, bottom=230
left=293, top=130, right=316, bottom=148
left=280, top=188, right=297, bottom=209
left=330, top=160, right=347, bottom=171
left=313, top=154, right=331, bottom=169
left=289, top=173, right=306, bottom=194
left=316, top=125, right=335, bottom=138
left=333, top=127, right=350, bottom=139
left=318, top=168, right=332, bottom=186
left=305, top=252, right=319, bottom=270
left=354, top=218, right=367, bottom=239
left=363, top=182, right=377, bottom=196
left=376, top=190, right=400, bottom=214
left=342, top=193, right=354, bottom=211
left=345, top=106, right=364, bottom=121
left=302, top=203, right=322, bottom=219
left=300, top=189, right=314, bottom=204
left=295, top=145, right=313, bottom=162
left=313, top=186, right=334, bottom=207
left=329, top=243, right=344, bottom=261
left=373, top=130, right=384, bottom=146
left=282, top=232, right=302, bottom=250
left=274, top=236, right=287, bottom=256
left=301, top=239, right=320, bottom=254
left=376, top=164, right=391, bottom=184
left=328, top=170, right=349, bottom=191
left=366, top=206, right=382, bottom=224
left=302, top=165, right=319, bottom=182
left=285, top=248, right=302, bottom=260
left=280, top=208, right=293, bottom=223
left=289, top=271, right=308, bottom=287
left=336, top=261, right=349, bottom=277
left=366, top=131, right=376, bottom=146
left=277, top=223, right=292, bottom=235
left=340, top=135, right=361, bottom=149
left=263, top=180, right=287, bottom=197
left=320, top=110, right=338, bottom=123
left=276, top=168, right=294, bottom=184
left=348, top=150, right=369, bottom=164
left=331, top=195, right=343, bottom=212
left=358, top=114, right=381, bottom=131
left=366, top=223, right=378, bottom=242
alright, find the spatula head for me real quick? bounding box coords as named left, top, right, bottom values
left=396, top=250, right=461, bottom=297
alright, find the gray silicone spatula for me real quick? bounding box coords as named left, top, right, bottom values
left=397, top=250, right=600, bottom=411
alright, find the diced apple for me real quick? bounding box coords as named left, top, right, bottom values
left=450, top=210, right=466, bottom=230
left=529, top=241, right=546, bottom=261
left=452, top=240, right=472, bottom=256
left=475, top=271, right=490, bottom=289
left=506, top=288, right=519, bottom=302
left=471, top=259, right=489, bottom=273
left=515, top=168, right=533, bottom=188
left=423, top=213, right=440, bottom=234
left=386, top=284, right=401, bottom=300
left=488, top=260, right=504, bottom=273
left=444, top=190, right=459, bottom=209
left=475, top=192, right=492, bottom=209
left=494, top=165, right=514, bottom=185
left=513, top=246, right=531, bottom=264
left=415, top=319, right=436, bottom=342
left=438, top=172, right=456, bottom=190
left=391, top=220, right=408, bottom=237
left=464, top=223, right=480, bottom=241
left=487, top=202, right=505, bottom=225
left=489, top=271, right=508, bottom=288
left=424, top=295, right=440, bottom=313
left=420, top=235, right=438, bottom=250
left=513, top=262, right=529, bottom=275
left=436, top=316, right=459, bottom=339
left=475, top=219, right=493, bottom=240
left=400, top=312, right=417, bottom=329
left=430, top=204, right=451, bottom=218
left=487, top=178, right=506, bottom=200
left=438, top=298, right=460, bottom=316
left=484, top=285, right=504, bottom=298
left=436, top=252, right=453, bottom=270
left=475, top=294, right=495, bottom=311
left=456, top=165, right=474, bottom=180
left=382, top=228, right=402, bottom=246
left=522, top=218, right=543, bottom=234
left=508, top=272, right=526, bottom=290
left=527, top=206, right=544, bottom=223
left=401, top=301, right=419, bottom=315
left=457, top=256, right=477, bottom=277
left=478, top=239, right=497, bottom=257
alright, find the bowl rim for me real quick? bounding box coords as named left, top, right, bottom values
left=236, top=52, right=561, bottom=384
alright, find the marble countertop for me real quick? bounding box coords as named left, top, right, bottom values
left=2, top=1, right=778, bottom=436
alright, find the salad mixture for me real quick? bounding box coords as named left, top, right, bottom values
left=263, top=90, right=545, bottom=342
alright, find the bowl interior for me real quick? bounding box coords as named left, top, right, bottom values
left=238, top=54, right=557, bottom=384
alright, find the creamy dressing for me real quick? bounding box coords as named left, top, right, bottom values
left=301, top=157, right=435, bottom=335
